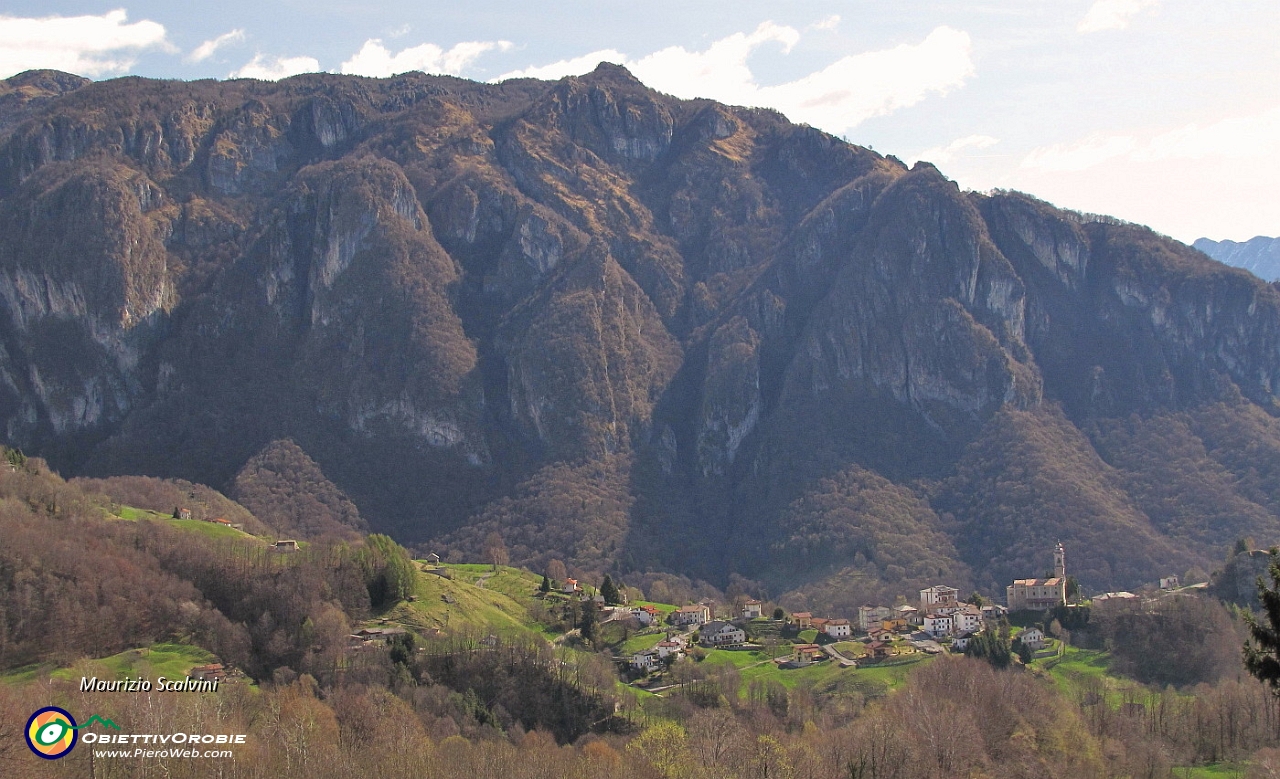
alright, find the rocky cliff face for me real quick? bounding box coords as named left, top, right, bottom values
left=2, top=65, right=1279, bottom=598
left=1196, top=236, right=1280, bottom=282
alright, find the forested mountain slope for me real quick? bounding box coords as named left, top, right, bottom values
left=2, top=64, right=1279, bottom=601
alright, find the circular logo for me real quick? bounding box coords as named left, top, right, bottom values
left=25, top=707, right=77, bottom=760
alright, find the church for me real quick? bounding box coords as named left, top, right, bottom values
left=1006, top=542, right=1068, bottom=611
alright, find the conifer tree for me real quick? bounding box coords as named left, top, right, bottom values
left=540, top=574, right=551, bottom=594
left=580, top=599, right=597, bottom=645
left=601, top=574, right=621, bottom=605
left=1244, top=549, right=1280, bottom=692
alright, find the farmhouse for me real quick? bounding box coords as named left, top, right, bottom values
left=742, top=599, right=764, bottom=619
left=631, top=649, right=662, bottom=672
left=1015, top=627, right=1046, bottom=651
left=189, top=664, right=225, bottom=682
left=674, top=604, right=711, bottom=627
left=823, top=619, right=852, bottom=639
left=792, top=644, right=825, bottom=665
left=700, top=621, right=746, bottom=647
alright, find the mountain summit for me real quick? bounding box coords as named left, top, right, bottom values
left=1195, top=235, right=1280, bottom=281
left=2, top=67, right=1279, bottom=604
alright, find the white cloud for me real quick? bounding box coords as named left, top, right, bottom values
left=999, top=106, right=1280, bottom=241
left=1021, top=133, right=1137, bottom=172
left=230, top=54, right=320, bottom=81
left=1078, top=0, right=1160, bottom=33
left=911, top=134, right=1000, bottom=165
left=340, top=39, right=512, bottom=78
left=1021, top=106, right=1280, bottom=173
left=498, top=49, right=628, bottom=81
left=752, top=27, right=973, bottom=132
left=1134, top=107, right=1280, bottom=162
left=811, top=15, right=841, bottom=32
left=497, top=23, right=974, bottom=136
left=0, top=8, right=174, bottom=78
left=187, top=29, right=245, bottom=63
left=628, top=22, right=802, bottom=107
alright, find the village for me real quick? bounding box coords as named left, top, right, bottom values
left=157, top=526, right=1194, bottom=695
left=608, top=542, right=1187, bottom=684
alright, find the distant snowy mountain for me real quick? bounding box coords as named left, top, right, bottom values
left=1195, top=236, right=1280, bottom=281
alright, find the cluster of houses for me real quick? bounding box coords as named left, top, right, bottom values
left=627, top=586, right=1014, bottom=672
left=625, top=546, right=1088, bottom=673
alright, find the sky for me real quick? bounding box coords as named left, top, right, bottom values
left=0, top=1, right=1276, bottom=243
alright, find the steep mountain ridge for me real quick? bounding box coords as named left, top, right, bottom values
left=1195, top=235, right=1280, bottom=282
left=1, top=65, right=1278, bottom=603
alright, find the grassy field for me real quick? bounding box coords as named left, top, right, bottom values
left=834, top=641, right=867, bottom=658
left=441, top=564, right=547, bottom=609
left=372, top=564, right=549, bottom=641
left=3, top=643, right=218, bottom=686
left=160, top=518, right=257, bottom=541
left=618, top=631, right=668, bottom=655
left=692, top=645, right=929, bottom=697
left=56, top=643, right=217, bottom=682
left=1036, top=645, right=1139, bottom=709
left=110, top=504, right=263, bottom=543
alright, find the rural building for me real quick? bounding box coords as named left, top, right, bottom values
left=189, top=664, right=225, bottom=682
left=823, top=619, right=852, bottom=639
left=700, top=621, right=746, bottom=646
left=954, top=604, right=983, bottom=634
left=866, top=641, right=894, bottom=660
left=924, top=613, right=954, bottom=638
left=792, top=644, right=824, bottom=665
left=272, top=540, right=298, bottom=551
left=1015, top=627, right=1046, bottom=651
left=791, top=612, right=813, bottom=629
left=858, top=605, right=893, bottom=631
left=920, top=585, right=960, bottom=611
left=674, top=604, right=711, bottom=626
left=742, top=599, right=763, bottom=619
left=631, top=650, right=661, bottom=671
left=895, top=604, right=921, bottom=625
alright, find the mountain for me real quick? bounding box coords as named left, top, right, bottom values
left=1, top=64, right=1279, bottom=603
left=1195, top=235, right=1280, bottom=281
